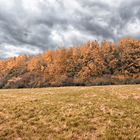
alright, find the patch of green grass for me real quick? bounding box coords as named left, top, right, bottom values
left=0, top=85, right=140, bottom=139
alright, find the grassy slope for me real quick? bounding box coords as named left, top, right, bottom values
left=0, top=85, right=140, bottom=140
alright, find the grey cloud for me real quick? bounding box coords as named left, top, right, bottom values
left=0, top=0, right=140, bottom=58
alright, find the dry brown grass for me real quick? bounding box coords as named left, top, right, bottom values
left=0, top=85, right=140, bottom=140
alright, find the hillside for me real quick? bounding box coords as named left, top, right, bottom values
left=0, top=85, right=140, bottom=139
left=0, top=37, right=140, bottom=88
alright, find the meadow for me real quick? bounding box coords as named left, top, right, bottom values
left=0, top=85, right=140, bottom=140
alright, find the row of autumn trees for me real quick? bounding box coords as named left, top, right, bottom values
left=0, top=37, right=140, bottom=88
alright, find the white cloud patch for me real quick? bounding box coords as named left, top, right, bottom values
left=124, top=19, right=140, bottom=35
left=0, top=44, right=42, bottom=58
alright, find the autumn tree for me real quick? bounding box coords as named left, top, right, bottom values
left=0, top=37, right=140, bottom=88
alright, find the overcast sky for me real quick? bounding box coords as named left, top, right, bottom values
left=0, top=0, right=140, bottom=58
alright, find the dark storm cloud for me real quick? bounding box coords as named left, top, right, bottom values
left=119, top=0, right=140, bottom=20
left=0, top=0, right=140, bottom=58
left=120, top=0, right=140, bottom=38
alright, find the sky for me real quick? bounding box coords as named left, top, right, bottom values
left=0, top=0, right=140, bottom=58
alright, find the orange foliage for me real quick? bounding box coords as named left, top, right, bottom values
left=0, top=37, right=140, bottom=88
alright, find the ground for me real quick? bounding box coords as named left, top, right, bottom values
left=0, top=85, right=140, bottom=140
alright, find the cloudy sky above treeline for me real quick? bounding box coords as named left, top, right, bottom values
left=0, top=0, right=140, bottom=58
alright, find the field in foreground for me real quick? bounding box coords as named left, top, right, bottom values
left=0, top=85, right=140, bottom=140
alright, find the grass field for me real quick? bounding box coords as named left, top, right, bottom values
left=0, top=85, right=140, bottom=140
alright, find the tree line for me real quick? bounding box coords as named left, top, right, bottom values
left=0, top=37, right=140, bottom=88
